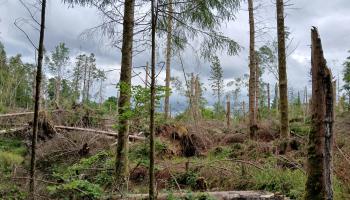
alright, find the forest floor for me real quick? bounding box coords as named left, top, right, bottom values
left=0, top=111, right=349, bottom=199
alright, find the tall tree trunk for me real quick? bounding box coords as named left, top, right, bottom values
left=115, top=0, right=135, bottom=192
left=305, top=27, right=334, bottom=200
left=149, top=0, right=157, bottom=199
left=29, top=0, right=46, bottom=198
left=145, top=62, right=149, bottom=88
left=255, top=60, right=259, bottom=121
left=275, top=82, right=279, bottom=110
left=86, top=62, right=92, bottom=102
left=55, top=75, right=61, bottom=108
left=164, top=0, right=173, bottom=120
left=267, top=83, right=270, bottom=111
left=248, top=0, right=257, bottom=139
left=226, top=95, right=231, bottom=127
left=82, top=57, right=88, bottom=102
left=276, top=0, right=289, bottom=140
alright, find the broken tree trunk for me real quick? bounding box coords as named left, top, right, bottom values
left=305, top=27, right=334, bottom=200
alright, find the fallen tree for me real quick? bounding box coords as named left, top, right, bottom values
left=54, top=126, right=146, bottom=140
left=111, top=191, right=286, bottom=200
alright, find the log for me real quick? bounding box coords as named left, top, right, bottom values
left=111, top=191, right=287, bottom=200
left=0, top=126, right=30, bottom=134
left=54, top=126, right=146, bottom=140
left=0, top=110, right=61, bottom=118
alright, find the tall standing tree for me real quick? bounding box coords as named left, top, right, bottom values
left=46, top=43, right=70, bottom=108
left=276, top=0, right=289, bottom=140
left=29, top=0, right=46, bottom=198
left=115, top=0, right=135, bottom=192
left=209, top=56, right=224, bottom=114
left=164, top=0, right=173, bottom=120
left=248, top=0, right=257, bottom=139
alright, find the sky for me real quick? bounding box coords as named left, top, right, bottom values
left=0, top=0, right=349, bottom=112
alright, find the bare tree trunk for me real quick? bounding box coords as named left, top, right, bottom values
left=267, top=83, right=270, bottom=111
left=194, top=75, right=201, bottom=119
left=242, top=101, right=246, bottom=120
left=86, top=61, right=92, bottom=102
left=82, top=57, right=88, bottom=102
left=255, top=60, right=259, bottom=121
left=115, top=0, right=135, bottom=192
left=226, top=95, right=231, bottom=127
left=29, top=0, right=46, bottom=198
left=248, top=0, right=257, bottom=139
left=164, top=0, right=173, bottom=120
left=149, top=0, right=157, bottom=199
left=276, top=0, right=289, bottom=140
left=145, top=62, right=149, bottom=88
left=305, top=27, right=334, bottom=200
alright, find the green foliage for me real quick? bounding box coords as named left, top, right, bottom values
left=0, top=152, right=24, bottom=172
left=129, top=139, right=168, bottom=165
left=48, top=151, right=113, bottom=199
left=209, top=56, right=224, bottom=109
left=47, top=180, right=102, bottom=199
left=172, top=170, right=199, bottom=189
left=343, top=50, right=350, bottom=107
left=251, top=167, right=306, bottom=199
left=0, top=137, right=25, bottom=173
left=0, top=183, right=27, bottom=200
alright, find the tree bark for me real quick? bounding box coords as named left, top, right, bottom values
left=305, top=27, right=334, bottom=200
left=164, top=0, right=173, bottom=120
left=29, top=0, right=46, bottom=198
left=255, top=59, right=259, bottom=121
left=267, top=83, right=270, bottom=111
left=145, top=62, right=149, bottom=88
left=276, top=0, right=289, bottom=140
left=248, top=0, right=257, bottom=139
left=115, top=0, right=135, bottom=192
left=149, top=0, right=157, bottom=199
left=226, top=95, right=231, bottom=127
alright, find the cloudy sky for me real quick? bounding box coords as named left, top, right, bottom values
left=0, top=0, right=349, bottom=111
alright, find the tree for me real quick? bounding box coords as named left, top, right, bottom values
left=115, top=0, right=135, bottom=192
left=46, top=43, right=70, bottom=108
left=29, top=0, right=46, bottom=198
left=342, top=50, right=350, bottom=110
left=164, top=0, right=173, bottom=120
left=248, top=0, right=257, bottom=139
left=149, top=0, right=156, bottom=197
left=276, top=0, right=289, bottom=140
left=209, top=56, right=224, bottom=115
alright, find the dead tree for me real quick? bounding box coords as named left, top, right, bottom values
left=305, top=27, right=334, bottom=200
left=30, top=0, right=46, bottom=198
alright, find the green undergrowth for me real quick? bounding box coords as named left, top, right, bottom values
left=0, top=136, right=27, bottom=199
